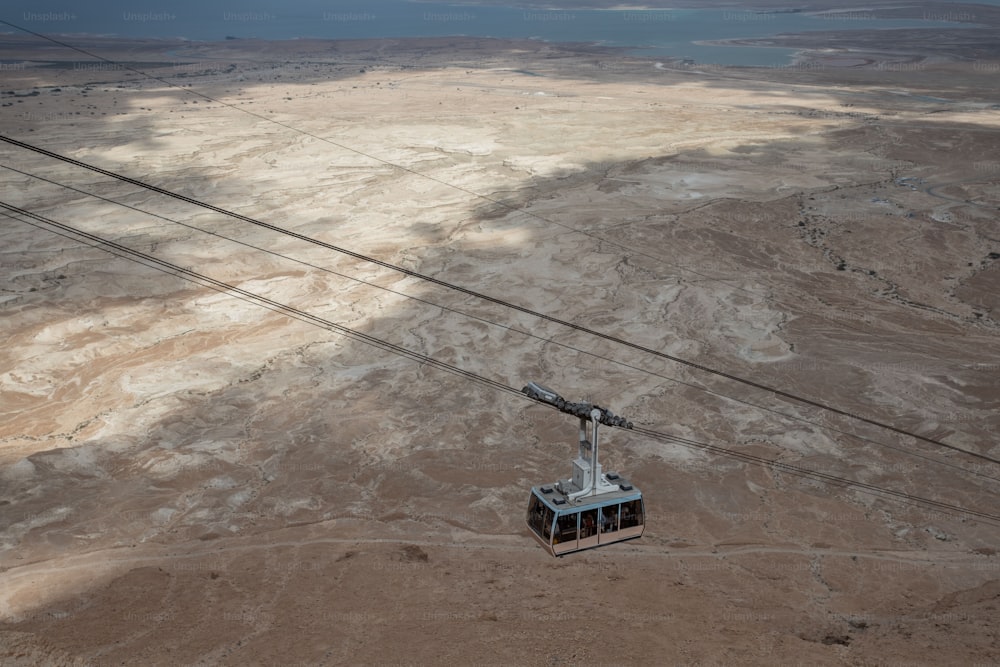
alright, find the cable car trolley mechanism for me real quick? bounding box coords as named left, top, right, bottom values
left=523, top=381, right=645, bottom=556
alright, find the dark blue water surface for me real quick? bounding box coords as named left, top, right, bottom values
left=0, top=1, right=983, bottom=66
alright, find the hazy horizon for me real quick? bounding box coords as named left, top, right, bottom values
left=0, top=0, right=984, bottom=67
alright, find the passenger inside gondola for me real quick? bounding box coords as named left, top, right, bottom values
left=621, top=500, right=643, bottom=528
left=543, top=507, right=554, bottom=539
left=602, top=507, right=618, bottom=533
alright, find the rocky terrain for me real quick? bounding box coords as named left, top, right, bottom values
left=1, top=32, right=999, bottom=665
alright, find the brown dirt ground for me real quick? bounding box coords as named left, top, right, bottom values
left=1, top=27, right=999, bottom=667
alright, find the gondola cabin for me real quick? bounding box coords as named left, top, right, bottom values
left=527, top=482, right=645, bottom=556
left=522, top=382, right=645, bottom=556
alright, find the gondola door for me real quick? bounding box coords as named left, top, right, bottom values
left=552, top=510, right=580, bottom=555
left=618, top=498, right=645, bottom=540
left=598, top=503, right=620, bottom=545
left=577, top=507, right=600, bottom=550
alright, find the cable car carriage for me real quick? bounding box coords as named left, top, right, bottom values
left=523, top=382, right=645, bottom=556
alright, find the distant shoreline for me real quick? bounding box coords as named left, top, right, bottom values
left=3, top=0, right=996, bottom=60
left=2, top=0, right=999, bottom=73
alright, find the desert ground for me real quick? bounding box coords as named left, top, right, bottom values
left=1, top=24, right=999, bottom=667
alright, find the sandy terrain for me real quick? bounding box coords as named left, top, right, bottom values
left=1, top=29, right=999, bottom=666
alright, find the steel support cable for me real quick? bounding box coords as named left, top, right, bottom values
left=0, top=201, right=517, bottom=398
left=632, top=426, right=1000, bottom=524
left=3, top=134, right=997, bottom=471
left=4, top=200, right=998, bottom=527
left=5, top=161, right=1000, bottom=487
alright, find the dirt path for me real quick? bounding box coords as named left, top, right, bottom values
left=2, top=521, right=985, bottom=620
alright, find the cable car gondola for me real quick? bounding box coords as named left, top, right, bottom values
left=523, top=382, right=645, bottom=556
